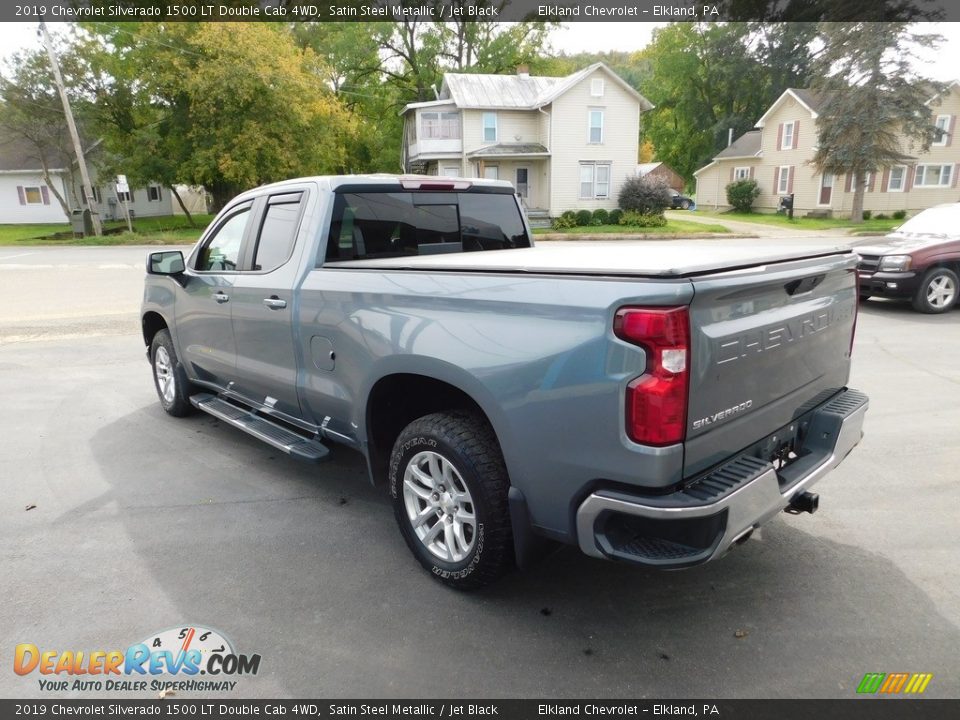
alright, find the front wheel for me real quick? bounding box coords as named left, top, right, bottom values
left=912, top=267, right=958, bottom=313
left=389, top=411, right=514, bottom=590
left=150, top=329, right=195, bottom=417
left=680, top=199, right=691, bottom=210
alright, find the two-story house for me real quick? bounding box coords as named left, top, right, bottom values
left=401, top=63, right=652, bottom=219
left=694, top=82, right=960, bottom=216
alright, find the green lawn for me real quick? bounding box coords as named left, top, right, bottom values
left=533, top=219, right=730, bottom=236
left=693, top=210, right=901, bottom=233
left=0, top=214, right=212, bottom=246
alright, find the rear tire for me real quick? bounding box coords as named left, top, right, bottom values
left=911, top=267, right=958, bottom=314
left=150, top=329, right=195, bottom=417
left=389, top=411, right=514, bottom=590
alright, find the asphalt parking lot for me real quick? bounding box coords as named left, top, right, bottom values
left=1, top=245, right=958, bottom=699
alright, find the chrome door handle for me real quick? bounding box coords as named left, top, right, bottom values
left=213, top=292, right=230, bottom=304
left=263, top=296, right=287, bottom=310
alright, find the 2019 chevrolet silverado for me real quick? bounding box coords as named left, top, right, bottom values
left=141, top=175, right=868, bottom=589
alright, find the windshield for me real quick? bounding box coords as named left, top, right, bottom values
left=894, top=206, right=960, bottom=236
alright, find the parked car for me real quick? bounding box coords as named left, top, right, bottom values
left=142, top=175, right=867, bottom=589
left=856, top=203, right=960, bottom=313
left=669, top=189, right=694, bottom=210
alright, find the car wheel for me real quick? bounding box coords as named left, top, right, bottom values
left=389, top=410, right=514, bottom=590
left=680, top=200, right=691, bottom=210
left=912, top=267, right=958, bottom=314
left=150, top=329, right=195, bottom=417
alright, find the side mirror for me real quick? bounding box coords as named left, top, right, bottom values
left=147, top=251, right=185, bottom=275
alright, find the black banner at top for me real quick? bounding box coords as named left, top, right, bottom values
left=2, top=0, right=957, bottom=23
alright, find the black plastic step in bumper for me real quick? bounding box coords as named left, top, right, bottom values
left=576, top=388, right=869, bottom=568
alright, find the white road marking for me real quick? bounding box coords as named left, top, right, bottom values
left=0, top=253, right=37, bottom=261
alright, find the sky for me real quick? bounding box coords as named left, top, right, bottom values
left=0, top=21, right=959, bottom=81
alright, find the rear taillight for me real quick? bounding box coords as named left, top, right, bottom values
left=614, top=306, right=690, bottom=446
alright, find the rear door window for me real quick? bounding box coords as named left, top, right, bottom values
left=252, top=192, right=303, bottom=272
left=325, top=191, right=529, bottom=263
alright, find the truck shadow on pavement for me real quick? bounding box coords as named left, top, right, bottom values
left=86, top=404, right=960, bottom=699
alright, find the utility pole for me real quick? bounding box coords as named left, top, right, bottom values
left=39, top=21, right=102, bottom=236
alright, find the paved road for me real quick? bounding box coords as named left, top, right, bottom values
left=1, top=246, right=958, bottom=699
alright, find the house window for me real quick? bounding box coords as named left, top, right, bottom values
left=118, top=190, right=133, bottom=203
left=482, top=112, right=497, bottom=143
left=590, top=79, right=605, bottom=97
left=914, top=164, right=953, bottom=187
left=148, top=185, right=162, bottom=202
left=781, top=121, right=795, bottom=150
left=23, top=186, right=43, bottom=204
left=421, top=111, right=460, bottom=140
left=887, top=165, right=907, bottom=192
left=588, top=110, right=604, bottom=144
left=733, top=167, right=750, bottom=181
left=483, top=165, right=499, bottom=180
left=92, top=186, right=102, bottom=204
left=933, top=115, right=951, bottom=146
left=579, top=162, right=611, bottom=199
left=777, top=166, right=791, bottom=194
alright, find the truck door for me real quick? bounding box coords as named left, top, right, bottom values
left=176, top=202, right=254, bottom=389
left=228, top=191, right=306, bottom=418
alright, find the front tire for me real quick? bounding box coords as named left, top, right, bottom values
left=389, top=411, right=514, bottom=590
left=680, top=199, right=691, bottom=210
left=912, top=267, right=958, bottom=313
left=150, top=329, right=195, bottom=417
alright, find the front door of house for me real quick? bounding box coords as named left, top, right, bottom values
left=819, top=173, right=834, bottom=206
left=515, top=167, right=529, bottom=200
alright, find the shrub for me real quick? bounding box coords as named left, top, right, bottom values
left=725, top=179, right=760, bottom=213
left=591, top=208, right=609, bottom=226
left=892, top=209, right=907, bottom=220
left=575, top=209, right=593, bottom=226
left=618, top=175, right=671, bottom=215
left=551, top=214, right=577, bottom=230
left=862, top=210, right=872, bottom=220
left=560, top=210, right=577, bottom=222
left=873, top=213, right=888, bottom=220
left=619, top=210, right=668, bottom=228
left=607, top=208, right=623, bottom=225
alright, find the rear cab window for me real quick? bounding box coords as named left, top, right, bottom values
left=324, top=189, right=530, bottom=264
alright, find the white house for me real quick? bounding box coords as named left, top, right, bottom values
left=0, top=138, right=73, bottom=224
left=401, top=63, right=652, bottom=218
left=0, top=136, right=176, bottom=225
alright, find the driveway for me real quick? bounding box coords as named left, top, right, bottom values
left=666, top=210, right=864, bottom=239
left=1, top=245, right=958, bottom=699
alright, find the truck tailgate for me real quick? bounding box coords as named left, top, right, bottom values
left=684, top=252, right=858, bottom=477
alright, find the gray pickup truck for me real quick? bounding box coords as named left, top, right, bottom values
left=142, top=175, right=868, bottom=589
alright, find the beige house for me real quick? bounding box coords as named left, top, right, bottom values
left=694, top=83, right=960, bottom=216
left=401, top=63, right=652, bottom=219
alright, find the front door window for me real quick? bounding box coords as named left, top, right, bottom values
left=515, top=168, right=529, bottom=199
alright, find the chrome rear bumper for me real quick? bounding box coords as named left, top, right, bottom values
left=576, top=389, right=868, bottom=567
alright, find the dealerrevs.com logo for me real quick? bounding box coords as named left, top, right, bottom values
left=14, top=625, right=261, bottom=693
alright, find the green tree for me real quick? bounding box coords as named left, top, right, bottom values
left=0, top=42, right=93, bottom=216
left=81, top=22, right=358, bottom=210
left=639, top=22, right=816, bottom=183
left=810, top=23, right=944, bottom=222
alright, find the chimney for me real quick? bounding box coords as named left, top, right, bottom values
left=516, top=64, right=530, bottom=79
left=728, top=128, right=734, bottom=147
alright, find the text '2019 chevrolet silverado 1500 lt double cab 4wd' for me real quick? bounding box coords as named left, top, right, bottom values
left=142, top=175, right=868, bottom=589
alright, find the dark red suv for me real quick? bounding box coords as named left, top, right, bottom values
left=856, top=203, right=960, bottom=313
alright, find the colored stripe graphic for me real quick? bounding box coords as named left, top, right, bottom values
left=857, top=672, right=933, bottom=694
left=857, top=673, right=885, bottom=694
left=880, top=673, right=909, bottom=693
left=904, top=674, right=934, bottom=694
